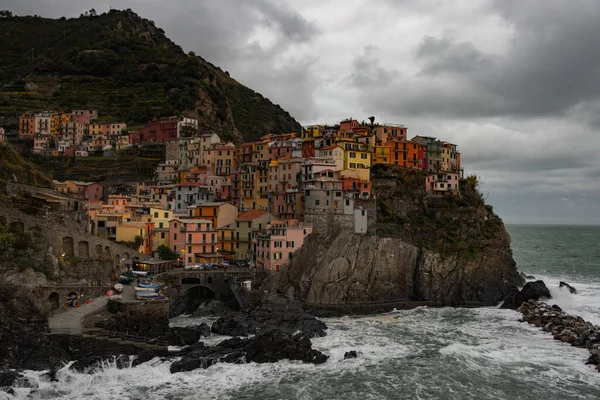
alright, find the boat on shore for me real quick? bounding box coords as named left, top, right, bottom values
left=137, top=283, right=160, bottom=290
left=134, top=286, right=158, bottom=292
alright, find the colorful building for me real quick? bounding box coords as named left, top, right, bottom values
left=189, top=202, right=238, bottom=228
left=253, top=219, right=313, bottom=272
left=169, top=218, right=221, bottom=266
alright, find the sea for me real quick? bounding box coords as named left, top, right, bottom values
left=6, top=225, right=600, bottom=400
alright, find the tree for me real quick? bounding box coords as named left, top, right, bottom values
left=89, top=8, right=97, bottom=16
left=179, top=124, right=198, bottom=138
left=156, top=245, right=179, bottom=260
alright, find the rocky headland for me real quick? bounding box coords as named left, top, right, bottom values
left=270, top=167, right=524, bottom=312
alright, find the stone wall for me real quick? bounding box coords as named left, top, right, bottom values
left=33, top=285, right=112, bottom=315
left=0, top=203, right=147, bottom=285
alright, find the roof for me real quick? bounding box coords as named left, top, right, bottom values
left=218, top=223, right=236, bottom=230
left=319, top=145, right=341, bottom=151
left=176, top=181, right=207, bottom=187
left=198, top=202, right=229, bottom=207
left=237, top=210, right=269, bottom=221
left=170, top=218, right=213, bottom=224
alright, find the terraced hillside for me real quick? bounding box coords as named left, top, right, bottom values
left=0, top=9, right=301, bottom=142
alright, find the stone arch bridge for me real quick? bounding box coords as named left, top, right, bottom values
left=158, top=268, right=255, bottom=309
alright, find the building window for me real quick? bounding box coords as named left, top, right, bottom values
left=315, top=199, right=320, bottom=206
left=174, top=233, right=177, bottom=240
left=154, top=212, right=159, bottom=218
left=187, top=256, right=191, bottom=263
left=361, top=153, right=367, bottom=159
left=164, top=212, right=169, bottom=218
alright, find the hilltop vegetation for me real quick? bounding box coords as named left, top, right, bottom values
left=0, top=9, right=301, bottom=141
left=0, top=142, right=51, bottom=189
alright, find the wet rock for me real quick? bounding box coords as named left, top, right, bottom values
left=501, top=280, right=551, bottom=309
left=0, top=371, right=21, bottom=388
left=40, top=369, right=59, bottom=382
left=167, top=327, right=203, bottom=346
left=559, top=281, right=577, bottom=294
left=520, top=272, right=536, bottom=280
left=170, top=357, right=217, bottom=373
left=211, top=315, right=259, bottom=337
left=344, top=350, right=358, bottom=359
left=242, top=329, right=328, bottom=364
left=132, top=350, right=161, bottom=367
left=170, top=329, right=328, bottom=374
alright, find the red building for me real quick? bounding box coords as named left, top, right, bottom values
left=129, top=117, right=179, bottom=144
left=301, top=140, right=315, bottom=158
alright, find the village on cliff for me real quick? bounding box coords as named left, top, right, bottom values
left=3, top=110, right=463, bottom=272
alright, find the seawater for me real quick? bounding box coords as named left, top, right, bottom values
left=5, top=225, right=600, bottom=400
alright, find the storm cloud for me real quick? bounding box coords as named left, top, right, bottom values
left=6, top=0, right=600, bottom=224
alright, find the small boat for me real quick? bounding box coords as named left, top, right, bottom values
left=134, top=286, right=157, bottom=292
left=119, top=276, right=133, bottom=285
left=138, top=295, right=165, bottom=301
left=135, top=292, right=163, bottom=300
left=113, top=283, right=124, bottom=293
left=137, top=283, right=160, bottom=290
left=131, top=271, right=148, bottom=277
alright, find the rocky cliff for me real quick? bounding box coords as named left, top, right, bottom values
left=271, top=166, right=524, bottom=309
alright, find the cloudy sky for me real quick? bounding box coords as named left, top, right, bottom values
left=8, top=0, right=600, bottom=225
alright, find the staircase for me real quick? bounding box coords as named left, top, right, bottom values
left=230, top=284, right=247, bottom=310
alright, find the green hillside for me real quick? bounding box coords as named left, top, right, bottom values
left=0, top=9, right=301, bottom=142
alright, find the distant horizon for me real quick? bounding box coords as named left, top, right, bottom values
left=504, top=222, right=600, bottom=227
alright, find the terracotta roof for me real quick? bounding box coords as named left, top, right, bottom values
left=176, top=181, right=206, bottom=187
left=237, top=210, right=269, bottom=221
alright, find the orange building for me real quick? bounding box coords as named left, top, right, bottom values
left=19, top=114, right=35, bottom=137
left=190, top=202, right=238, bottom=228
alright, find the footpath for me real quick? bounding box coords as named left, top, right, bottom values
left=48, top=285, right=138, bottom=335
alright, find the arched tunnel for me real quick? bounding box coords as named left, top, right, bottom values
left=185, top=285, right=217, bottom=311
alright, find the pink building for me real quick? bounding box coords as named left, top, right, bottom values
left=72, top=110, right=92, bottom=125
left=425, top=172, right=460, bottom=196
left=253, top=219, right=313, bottom=272
left=169, top=218, right=221, bottom=266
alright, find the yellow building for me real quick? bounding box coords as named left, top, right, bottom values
left=217, top=223, right=236, bottom=260
left=203, top=143, right=239, bottom=176
left=149, top=208, right=173, bottom=248
left=341, top=141, right=372, bottom=181
left=115, top=221, right=146, bottom=244
left=374, top=145, right=391, bottom=165
left=190, top=202, right=237, bottom=228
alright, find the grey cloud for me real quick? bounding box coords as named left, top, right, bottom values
left=416, top=36, right=494, bottom=75
left=347, top=46, right=400, bottom=88
left=357, top=0, right=600, bottom=120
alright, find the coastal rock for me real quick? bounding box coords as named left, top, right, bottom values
left=520, top=272, right=536, bottom=280
left=210, top=293, right=327, bottom=338
left=170, top=329, right=328, bottom=374
left=501, top=280, right=551, bottom=309
left=0, top=371, right=21, bottom=388
left=211, top=315, right=259, bottom=337
left=167, top=326, right=206, bottom=346
left=559, top=281, right=577, bottom=294
left=40, top=369, right=59, bottom=382
left=267, top=171, right=524, bottom=312
left=518, top=300, right=600, bottom=371
left=344, top=350, right=358, bottom=359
